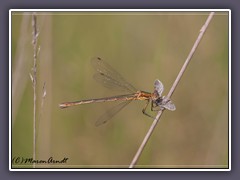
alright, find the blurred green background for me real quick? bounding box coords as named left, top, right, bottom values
left=11, top=11, right=229, bottom=168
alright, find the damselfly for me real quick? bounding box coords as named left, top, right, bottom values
left=59, top=57, right=176, bottom=126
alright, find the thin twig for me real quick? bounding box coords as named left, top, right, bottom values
left=129, top=12, right=215, bottom=168
left=36, top=82, right=47, bottom=143
left=31, top=12, right=38, bottom=168
left=166, top=12, right=215, bottom=99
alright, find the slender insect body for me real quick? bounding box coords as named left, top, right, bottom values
left=59, top=58, right=176, bottom=126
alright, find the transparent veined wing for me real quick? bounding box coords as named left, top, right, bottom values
left=95, top=100, right=132, bottom=126
left=91, top=57, right=137, bottom=93
left=154, top=79, right=164, bottom=96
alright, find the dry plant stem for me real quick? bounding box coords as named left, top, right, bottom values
left=166, top=12, right=215, bottom=99
left=129, top=12, right=215, bottom=168
left=129, top=110, right=163, bottom=168
left=32, top=13, right=38, bottom=168
left=36, top=82, right=47, bottom=142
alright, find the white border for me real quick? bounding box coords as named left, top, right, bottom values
left=9, top=9, right=231, bottom=171
left=228, top=9, right=232, bottom=172
left=10, top=9, right=230, bottom=12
